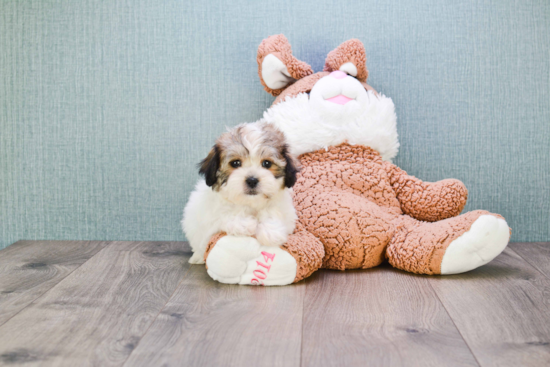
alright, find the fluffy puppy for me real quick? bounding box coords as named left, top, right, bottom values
left=182, top=121, right=300, bottom=264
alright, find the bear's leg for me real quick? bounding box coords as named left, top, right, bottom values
left=204, top=230, right=324, bottom=286
left=297, top=191, right=395, bottom=270
left=387, top=210, right=510, bottom=275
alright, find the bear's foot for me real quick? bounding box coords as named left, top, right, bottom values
left=387, top=210, right=510, bottom=275
left=206, top=235, right=297, bottom=286
left=441, top=214, right=510, bottom=274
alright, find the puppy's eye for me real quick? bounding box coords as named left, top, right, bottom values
left=261, top=160, right=272, bottom=169
left=230, top=160, right=241, bottom=168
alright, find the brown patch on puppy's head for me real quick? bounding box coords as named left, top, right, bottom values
left=198, top=145, right=221, bottom=188
left=256, top=123, right=300, bottom=189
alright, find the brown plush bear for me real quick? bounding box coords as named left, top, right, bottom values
left=201, top=35, right=510, bottom=286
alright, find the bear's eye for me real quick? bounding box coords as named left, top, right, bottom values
left=230, top=160, right=241, bottom=168
left=342, top=71, right=356, bottom=79
left=262, top=160, right=272, bottom=169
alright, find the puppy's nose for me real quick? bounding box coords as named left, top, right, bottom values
left=245, top=177, right=259, bottom=189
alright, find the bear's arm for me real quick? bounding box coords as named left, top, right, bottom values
left=382, top=161, right=468, bottom=222
left=203, top=229, right=325, bottom=285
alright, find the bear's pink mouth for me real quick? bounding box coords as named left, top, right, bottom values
left=326, top=95, right=353, bottom=105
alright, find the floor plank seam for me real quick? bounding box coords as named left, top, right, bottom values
left=120, top=262, right=194, bottom=367
left=508, top=247, right=550, bottom=281
left=299, top=279, right=307, bottom=367
left=426, top=280, right=483, bottom=367
left=0, top=241, right=111, bottom=330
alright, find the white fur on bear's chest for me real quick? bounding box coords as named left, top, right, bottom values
left=261, top=91, right=399, bottom=162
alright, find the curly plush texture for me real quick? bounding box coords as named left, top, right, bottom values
left=324, top=39, right=368, bottom=82
left=202, top=34, right=510, bottom=284
left=257, top=34, right=313, bottom=96
left=387, top=210, right=504, bottom=274
left=282, top=229, right=325, bottom=283
left=273, top=72, right=329, bottom=105
left=292, top=143, right=494, bottom=274
left=204, top=143, right=508, bottom=279
left=296, top=144, right=402, bottom=214
left=294, top=145, right=398, bottom=270
left=262, top=37, right=375, bottom=105
left=383, top=163, right=468, bottom=222
left=296, top=190, right=392, bottom=270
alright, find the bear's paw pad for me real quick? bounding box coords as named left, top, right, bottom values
left=441, top=215, right=510, bottom=274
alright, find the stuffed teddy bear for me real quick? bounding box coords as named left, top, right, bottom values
left=201, top=34, right=511, bottom=286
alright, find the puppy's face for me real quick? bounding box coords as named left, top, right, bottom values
left=199, top=122, right=299, bottom=206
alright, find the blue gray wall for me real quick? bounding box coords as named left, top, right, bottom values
left=1, top=0, right=549, bottom=249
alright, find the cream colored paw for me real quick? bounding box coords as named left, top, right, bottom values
left=206, top=235, right=297, bottom=286
left=441, top=215, right=510, bottom=274
left=225, top=217, right=258, bottom=237
left=256, top=221, right=288, bottom=247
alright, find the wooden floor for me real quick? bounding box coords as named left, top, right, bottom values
left=0, top=241, right=548, bottom=367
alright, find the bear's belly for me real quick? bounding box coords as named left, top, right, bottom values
left=291, top=143, right=402, bottom=270
left=293, top=143, right=402, bottom=214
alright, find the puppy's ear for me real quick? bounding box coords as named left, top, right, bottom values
left=198, top=145, right=220, bottom=187
left=282, top=145, right=300, bottom=188
left=257, top=34, right=313, bottom=96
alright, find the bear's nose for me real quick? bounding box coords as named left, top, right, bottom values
left=330, top=70, right=347, bottom=79
left=245, top=177, right=259, bottom=188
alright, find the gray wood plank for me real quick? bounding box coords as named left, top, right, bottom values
left=0, top=240, right=109, bottom=326
left=123, top=265, right=304, bottom=367
left=0, top=241, right=191, bottom=367
left=301, top=266, right=479, bottom=367
left=427, top=248, right=550, bottom=367
left=509, top=242, right=550, bottom=279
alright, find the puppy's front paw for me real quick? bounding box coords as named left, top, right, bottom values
left=256, top=220, right=288, bottom=247
left=226, top=217, right=258, bottom=237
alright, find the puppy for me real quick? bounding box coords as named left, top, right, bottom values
left=182, top=121, right=300, bottom=264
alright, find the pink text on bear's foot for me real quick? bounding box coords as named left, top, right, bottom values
left=251, top=251, right=276, bottom=285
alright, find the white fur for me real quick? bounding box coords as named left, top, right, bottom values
left=183, top=180, right=296, bottom=264
left=261, top=74, right=399, bottom=161
left=441, top=215, right=510, bottom=274
left=206, top=235, right=297, bottom=286
left=183, top=121, right=297, bottom=264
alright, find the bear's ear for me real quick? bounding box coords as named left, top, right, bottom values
left=323, top=39, right=369, bottom=82
left=257, top=34, right=313, bottom=96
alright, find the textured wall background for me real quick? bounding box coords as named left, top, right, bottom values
left=1, top=0, right=549, bottom=249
